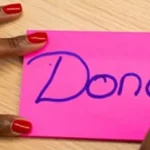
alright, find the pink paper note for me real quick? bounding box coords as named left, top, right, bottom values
left=20, top=30, right=150, bottom=141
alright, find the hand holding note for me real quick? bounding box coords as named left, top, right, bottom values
left=21, top=30, right=150, bottom=141
left=0, top=3, right=48, bottom=136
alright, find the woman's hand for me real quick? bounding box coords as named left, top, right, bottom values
left=0, top=3, right=47, bottom=136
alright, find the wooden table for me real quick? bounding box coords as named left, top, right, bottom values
left=1, top=0, right=149, bottom=149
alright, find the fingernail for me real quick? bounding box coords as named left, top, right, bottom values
left=27, top=32, right=48, bottom=44
left=2, top=3, right=22, bottom=14
left=11, top=119, right=32, bottom=134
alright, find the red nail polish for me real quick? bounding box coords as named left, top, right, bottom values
left=27, top=32, right=48, bottom=44
left=2, top=3, right=22, bottom=14
left=11, top=119, right=32, bottom=134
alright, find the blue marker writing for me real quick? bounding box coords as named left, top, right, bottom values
left=27, top=50, right=146, bottom=104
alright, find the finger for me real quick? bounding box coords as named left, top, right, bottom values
left=140, top=130, right=150, bottom=150
left=0, top=32, right=48, bottom=58
left=0, top=115, right=32, bottom=136
left=0, top=3, right=22, bottom=23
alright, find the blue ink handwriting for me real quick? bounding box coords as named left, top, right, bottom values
left=27, top=51, right=146, bottom=103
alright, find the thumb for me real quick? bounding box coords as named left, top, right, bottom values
left=0, top=32, right=48, bottom=58
left=0, top=115, right=32, bottom=136
left=140, top=130, right=150, bottom=150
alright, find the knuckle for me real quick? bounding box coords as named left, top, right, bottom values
left=7, top=36, right=26, bottom=49
left=0, top=120, right=10, bottom=133
left=8, top=37, right=21, bottom=49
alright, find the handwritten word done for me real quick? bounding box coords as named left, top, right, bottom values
left=27, top=51, right=150, bottom=103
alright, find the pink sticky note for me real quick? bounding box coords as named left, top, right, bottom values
left=20, top=30, right=150, bottom=141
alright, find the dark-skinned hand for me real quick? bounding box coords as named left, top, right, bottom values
left=0, top=3, right=47, bottom=136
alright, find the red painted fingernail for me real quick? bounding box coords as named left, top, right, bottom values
left=27, top=32, right=48, bottom=44
left=2, top=3, right=22, bottom=14
left=11, top=119, right=32, bottom=134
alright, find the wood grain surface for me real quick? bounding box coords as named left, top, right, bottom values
left=0, top=0, right=149, bottom=149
